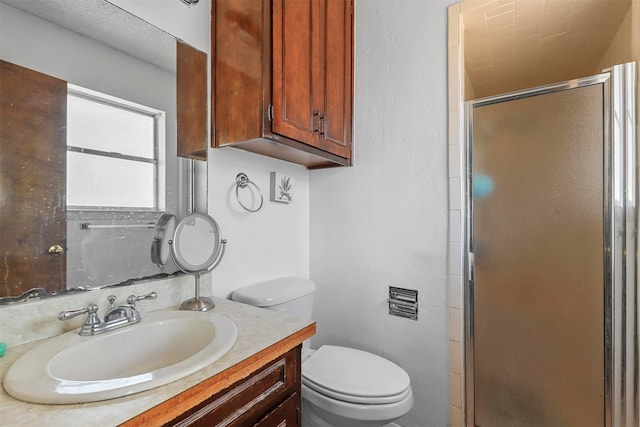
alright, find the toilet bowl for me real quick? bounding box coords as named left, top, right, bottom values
left=301, top=345, right=414, bottom=427
left=231, top=278, right=414, bottom=427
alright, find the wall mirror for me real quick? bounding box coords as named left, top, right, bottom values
left=0, top=0, right=205, bottom=303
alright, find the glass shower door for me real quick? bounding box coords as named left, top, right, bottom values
left=470, top=82, right=606, bottom=427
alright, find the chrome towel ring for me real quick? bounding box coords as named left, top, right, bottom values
left=235, top=173, right=263, bottom=212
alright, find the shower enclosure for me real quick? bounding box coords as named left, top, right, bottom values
left=464, top=63, right=638, bottom=427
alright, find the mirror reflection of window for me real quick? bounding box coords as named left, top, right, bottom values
left=66, top=86, right=165, bottom=210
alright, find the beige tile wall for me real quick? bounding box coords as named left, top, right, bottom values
left=448, top=4, right=466, bottom=427
left=597, top=7, right=634, bottom=71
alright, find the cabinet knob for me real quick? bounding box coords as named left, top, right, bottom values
left=48, top=244, right=65, bottom=255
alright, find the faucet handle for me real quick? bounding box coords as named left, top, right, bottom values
left=58, top=303, right=99, bottom=322
left=126, top=292, right=157, bottom=308
left=107, top=295, right=117, bottom=309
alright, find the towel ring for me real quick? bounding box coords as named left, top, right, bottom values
left=235, top=173, right=263, bottom=213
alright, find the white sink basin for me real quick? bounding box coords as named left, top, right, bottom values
left=3, top=310, right=238, bottom=404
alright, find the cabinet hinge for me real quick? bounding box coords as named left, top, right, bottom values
left=268, top=104, right=274, bottom=122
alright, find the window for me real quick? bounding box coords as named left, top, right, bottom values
left=66, top=86, right=165, bottom=210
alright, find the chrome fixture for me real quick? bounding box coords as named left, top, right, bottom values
left=235, top=172, right=264, bottom=212
left=58, top=292, right=157, bottom=336
left=387, top=287, right=418, bottom=320
left=179, top=0, right=199, bottom=5
left=80, top=222, right=155, bottom=230
left=171, top=213, right=227, bottom=311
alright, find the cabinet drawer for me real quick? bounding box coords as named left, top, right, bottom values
left=255, top=393, right=300, bottom=426
left=165, top=347, right=300, bottom=427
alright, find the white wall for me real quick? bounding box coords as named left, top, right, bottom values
left=107, top=0, right=210, bottom=52
left=309, top=1, right=455, bottom=425
left=0, top=3, right=175, bottom=110
left=205, top=148, right=310, bottom=298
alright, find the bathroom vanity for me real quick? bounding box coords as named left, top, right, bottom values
left=135, top=346, right=301, bottom=426
left=0, top=298, right=315, bottom=426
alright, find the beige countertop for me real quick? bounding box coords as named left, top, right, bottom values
left=0, top=298, right=315, bottom=426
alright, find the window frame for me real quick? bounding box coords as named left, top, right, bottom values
left=66, top=84, right=165, bottom=212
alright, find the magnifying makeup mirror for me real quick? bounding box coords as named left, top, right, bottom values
left=151, top=212, right=227, bottom=311
left=151, top=213, right=177, bottom=268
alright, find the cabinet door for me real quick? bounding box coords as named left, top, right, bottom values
left=272, top=0, right=352, bottom=160
left=177, top=41, right=208, bottom=160
left=271, top=0, right=317, bottom=146
left=317, top=0, right=352, bottom=159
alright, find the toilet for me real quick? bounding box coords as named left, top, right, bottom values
left=231, top=277, right=414, bottom=427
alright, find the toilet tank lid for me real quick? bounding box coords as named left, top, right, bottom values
left=231, top=277, right=316, bottom=307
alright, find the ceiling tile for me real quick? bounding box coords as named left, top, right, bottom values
left=462, top=0, right=632, bottom=98
left=514, top=0, right=545, bottom=16
left=540, top=20, right=570, bottom=38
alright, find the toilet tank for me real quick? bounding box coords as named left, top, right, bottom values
left=231, top=277, right=316, bottom=320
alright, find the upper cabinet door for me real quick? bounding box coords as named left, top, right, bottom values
left=271, top=0, right=353, bottom=162
left=211, top=0, right=353, bottom=168
left=320, top=0, right=352, bottom=159
left=271, top=0, right=316, bottom=146
left=177, top=41, right=208, bottom=160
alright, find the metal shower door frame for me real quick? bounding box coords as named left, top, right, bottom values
left=463, top=63, right=638, bottom=427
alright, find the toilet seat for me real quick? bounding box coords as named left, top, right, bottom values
left=302, top=382, right=415, bottom=424
left=302, top=345, right=411, bottom=405
left=303, top=377, right=413, bottom=405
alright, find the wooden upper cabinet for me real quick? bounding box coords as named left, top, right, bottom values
left=212, top=0, right=353, bottom=169
left=177, top=41, right=208, bottom=160
left=321, top=0, right=353, bottom=158
left=271, top=0, right=316, bottom=147
left=272, top=0, right=352, bottom=160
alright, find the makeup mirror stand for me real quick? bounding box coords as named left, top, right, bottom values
left=180, top=272, right=215, bottom=311
left=152, top=211, right=227, bottom=312
left=179, top=239, right=227, bottom=311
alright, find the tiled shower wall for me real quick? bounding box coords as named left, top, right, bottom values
left=447, top=4, right=465, bottom=427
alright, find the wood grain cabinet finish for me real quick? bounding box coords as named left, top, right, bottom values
left=0, top=60, right=67, bottom=297
left=163, top=346, right=301, bottom=427
left=255, top=393, right=300, bottom=426
left=177, top=41, right=208, bottom=160
left=211, top=0, right=353, bottom=169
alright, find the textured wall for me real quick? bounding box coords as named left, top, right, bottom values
left=310, top=1, right=455, bottom=425
left=206, top=148, right=310, bottom=299
left=107, top=0, right=210, bottom=52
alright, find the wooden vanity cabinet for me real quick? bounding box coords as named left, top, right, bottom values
left=162, top=346, right=301, bottom=426
left=211, top=0, right=353, bottom=169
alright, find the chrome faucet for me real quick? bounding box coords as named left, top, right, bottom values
left=58, top=292, right=157, bottom=336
